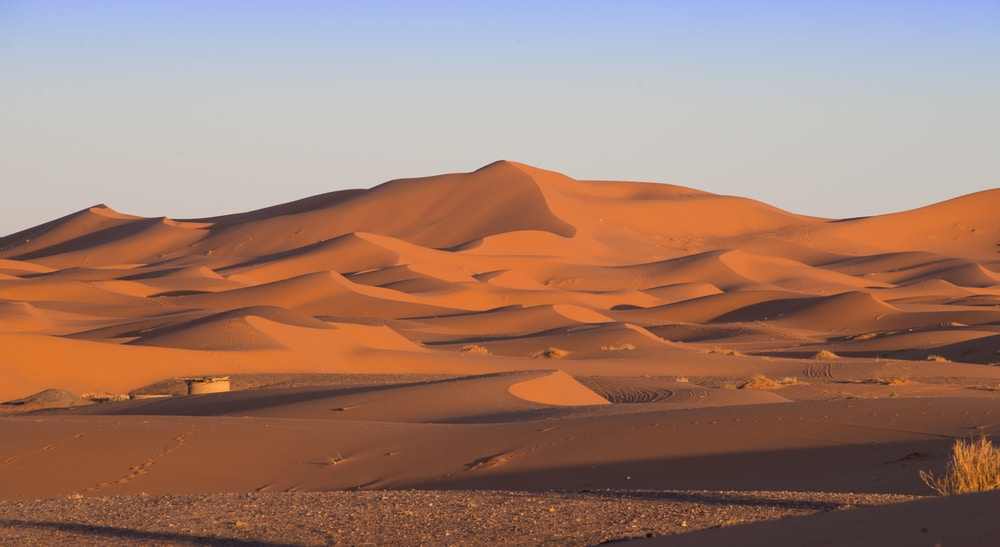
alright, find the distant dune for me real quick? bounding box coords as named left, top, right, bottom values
left=2, top=161, right=1000, bottom=545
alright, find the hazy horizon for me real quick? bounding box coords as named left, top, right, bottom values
left=2, top=1, right=998, bottom=237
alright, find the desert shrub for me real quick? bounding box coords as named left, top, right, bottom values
left=530, top=347, right=569, bottom=359
left=926, top=354, right=950, bottom=362
left=601, top=342, right=636, bottom=351
left=812, top=350, right=839, bottom=360
left=460, top=344, right=491, bottom=355
left=920, top=435, right=1000, bottom=495
left=707, top=348, right=743, bottom=356
left=740, top=374, right=780, bottom=390
left=81, top=393, right=131, bottom=402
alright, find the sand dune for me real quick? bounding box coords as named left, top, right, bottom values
left=1, top=161, right=999, bottom=545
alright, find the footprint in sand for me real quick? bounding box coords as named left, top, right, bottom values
left=83, top=431, right=190, bottom=493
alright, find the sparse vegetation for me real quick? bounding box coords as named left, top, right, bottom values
left=81, top=393, right=131, bottom=403
left=707, top=348, right=743, bottom=356
left=884, top=376, right=909, bottom=386
left=926, top=354, right=950, bottom=362
left=920, top=435, right=1000, bottom=495
left=460, top=344, right=491, bottom=355
left=324, top=454, right=345, bottom=466
left=530, top=347, right=569, bottom=359
left=740, top=374, right=781, bottom=390
left=601, top=342, right=636, bottom=351
left=778, top=377, right=798, bottom=385
left=841, top=376, right=909, bottom=386
left=812, top=350, right=839, bottom=360
left=675, top=377, right=690, bottom=383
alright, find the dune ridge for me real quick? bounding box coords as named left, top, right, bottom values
left=2, top=160, right=999, bottom=398
left=2, top=161, right=1000, bottom=545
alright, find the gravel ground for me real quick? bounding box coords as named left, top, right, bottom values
left=0, top=490, right=919, bottom=546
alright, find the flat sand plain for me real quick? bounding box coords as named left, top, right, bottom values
left=2, top=161, right=1000, bottom=544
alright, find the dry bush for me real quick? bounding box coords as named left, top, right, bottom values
left=530, top=347, right=569, bottom=359
left=741, top=374, right=781, bottom=390
left=778, top=377, right=799, bottom=385
left=707, top=347, right=743, bottom=356
left=460, top=344, right=491, bottom=355
left=675, top=377, right=690, bottom=383
left=82, top=393, right=131, bottom=403
left=926, top=354, right=950, bottom=362
left=920, top=435, right=1000, bottom=495
left=812, top=350, right=839, bottom=360
left=601, top=342, right=636, bottom=351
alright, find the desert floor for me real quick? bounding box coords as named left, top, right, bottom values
left=2, top=161, right=1000, bottom=544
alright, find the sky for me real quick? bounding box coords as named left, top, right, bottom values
left=1, top=1, right=998, bottom=236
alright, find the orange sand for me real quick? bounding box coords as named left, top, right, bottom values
left=2, top=160, right=1000, bottom=544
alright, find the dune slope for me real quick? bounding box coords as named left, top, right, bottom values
left=1, top=161, right=999, bottom=545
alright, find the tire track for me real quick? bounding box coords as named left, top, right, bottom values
left=805, top=362, right=833, bottom=380
left=577, top=377, right=707, bottom=404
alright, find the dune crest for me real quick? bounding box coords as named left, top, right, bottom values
left=0, top=161, right=997, bottom=402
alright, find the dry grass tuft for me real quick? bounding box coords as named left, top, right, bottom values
left=460, top=344, right=491, bottom=355
left=778, top=377, right=799, bottom=385
left=675, top=377, right=690, bottom=383
left=740, top=374, right=781, bottom=390
left=812, top=350, right=839, bottom=360
left=530, top=347, right=569, bottom=359
left=920, top=435, right=1000, bottom=495
left=707, top=347, right=743, bottom=356
left=82, top=393, right=131, bottom=403
left=926, top=354, right=950, bottom=362
left=601, top=342, right=636, bottom=351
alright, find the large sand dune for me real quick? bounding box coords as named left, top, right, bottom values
left=2, top=161, right=1000, bottom=544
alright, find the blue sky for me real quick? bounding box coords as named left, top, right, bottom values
left=1, top=1, right=998, bottom=236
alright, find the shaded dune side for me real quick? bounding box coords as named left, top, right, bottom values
left=507, top=161, right=819, bottom=241
left=794, top=188, right=1000, bottom=260
left=55, top=370, right=609, bottom=422
left=401, top=304, right=614, bottom=340
left=1, top=212, right=208, bottom=268
left=174, top=160, right=578, bottom=260
left=1, top=161, right=582, bottom=269
left=613, top=290, right=808, bottom=325
left=218, top=233, right=402, bottom=284
left=126, top=306, right=335, bottom=350
left=0, top=258, right=53, bottom=276
left=0, top=301, right=118, bottom=336
left=160, top=271, right=473, bottom=318
left=0, top=205, right=142, bottom=259
left=716, top=250, right=891, bottom=293
left=717, top=291, right=901, bottom=332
